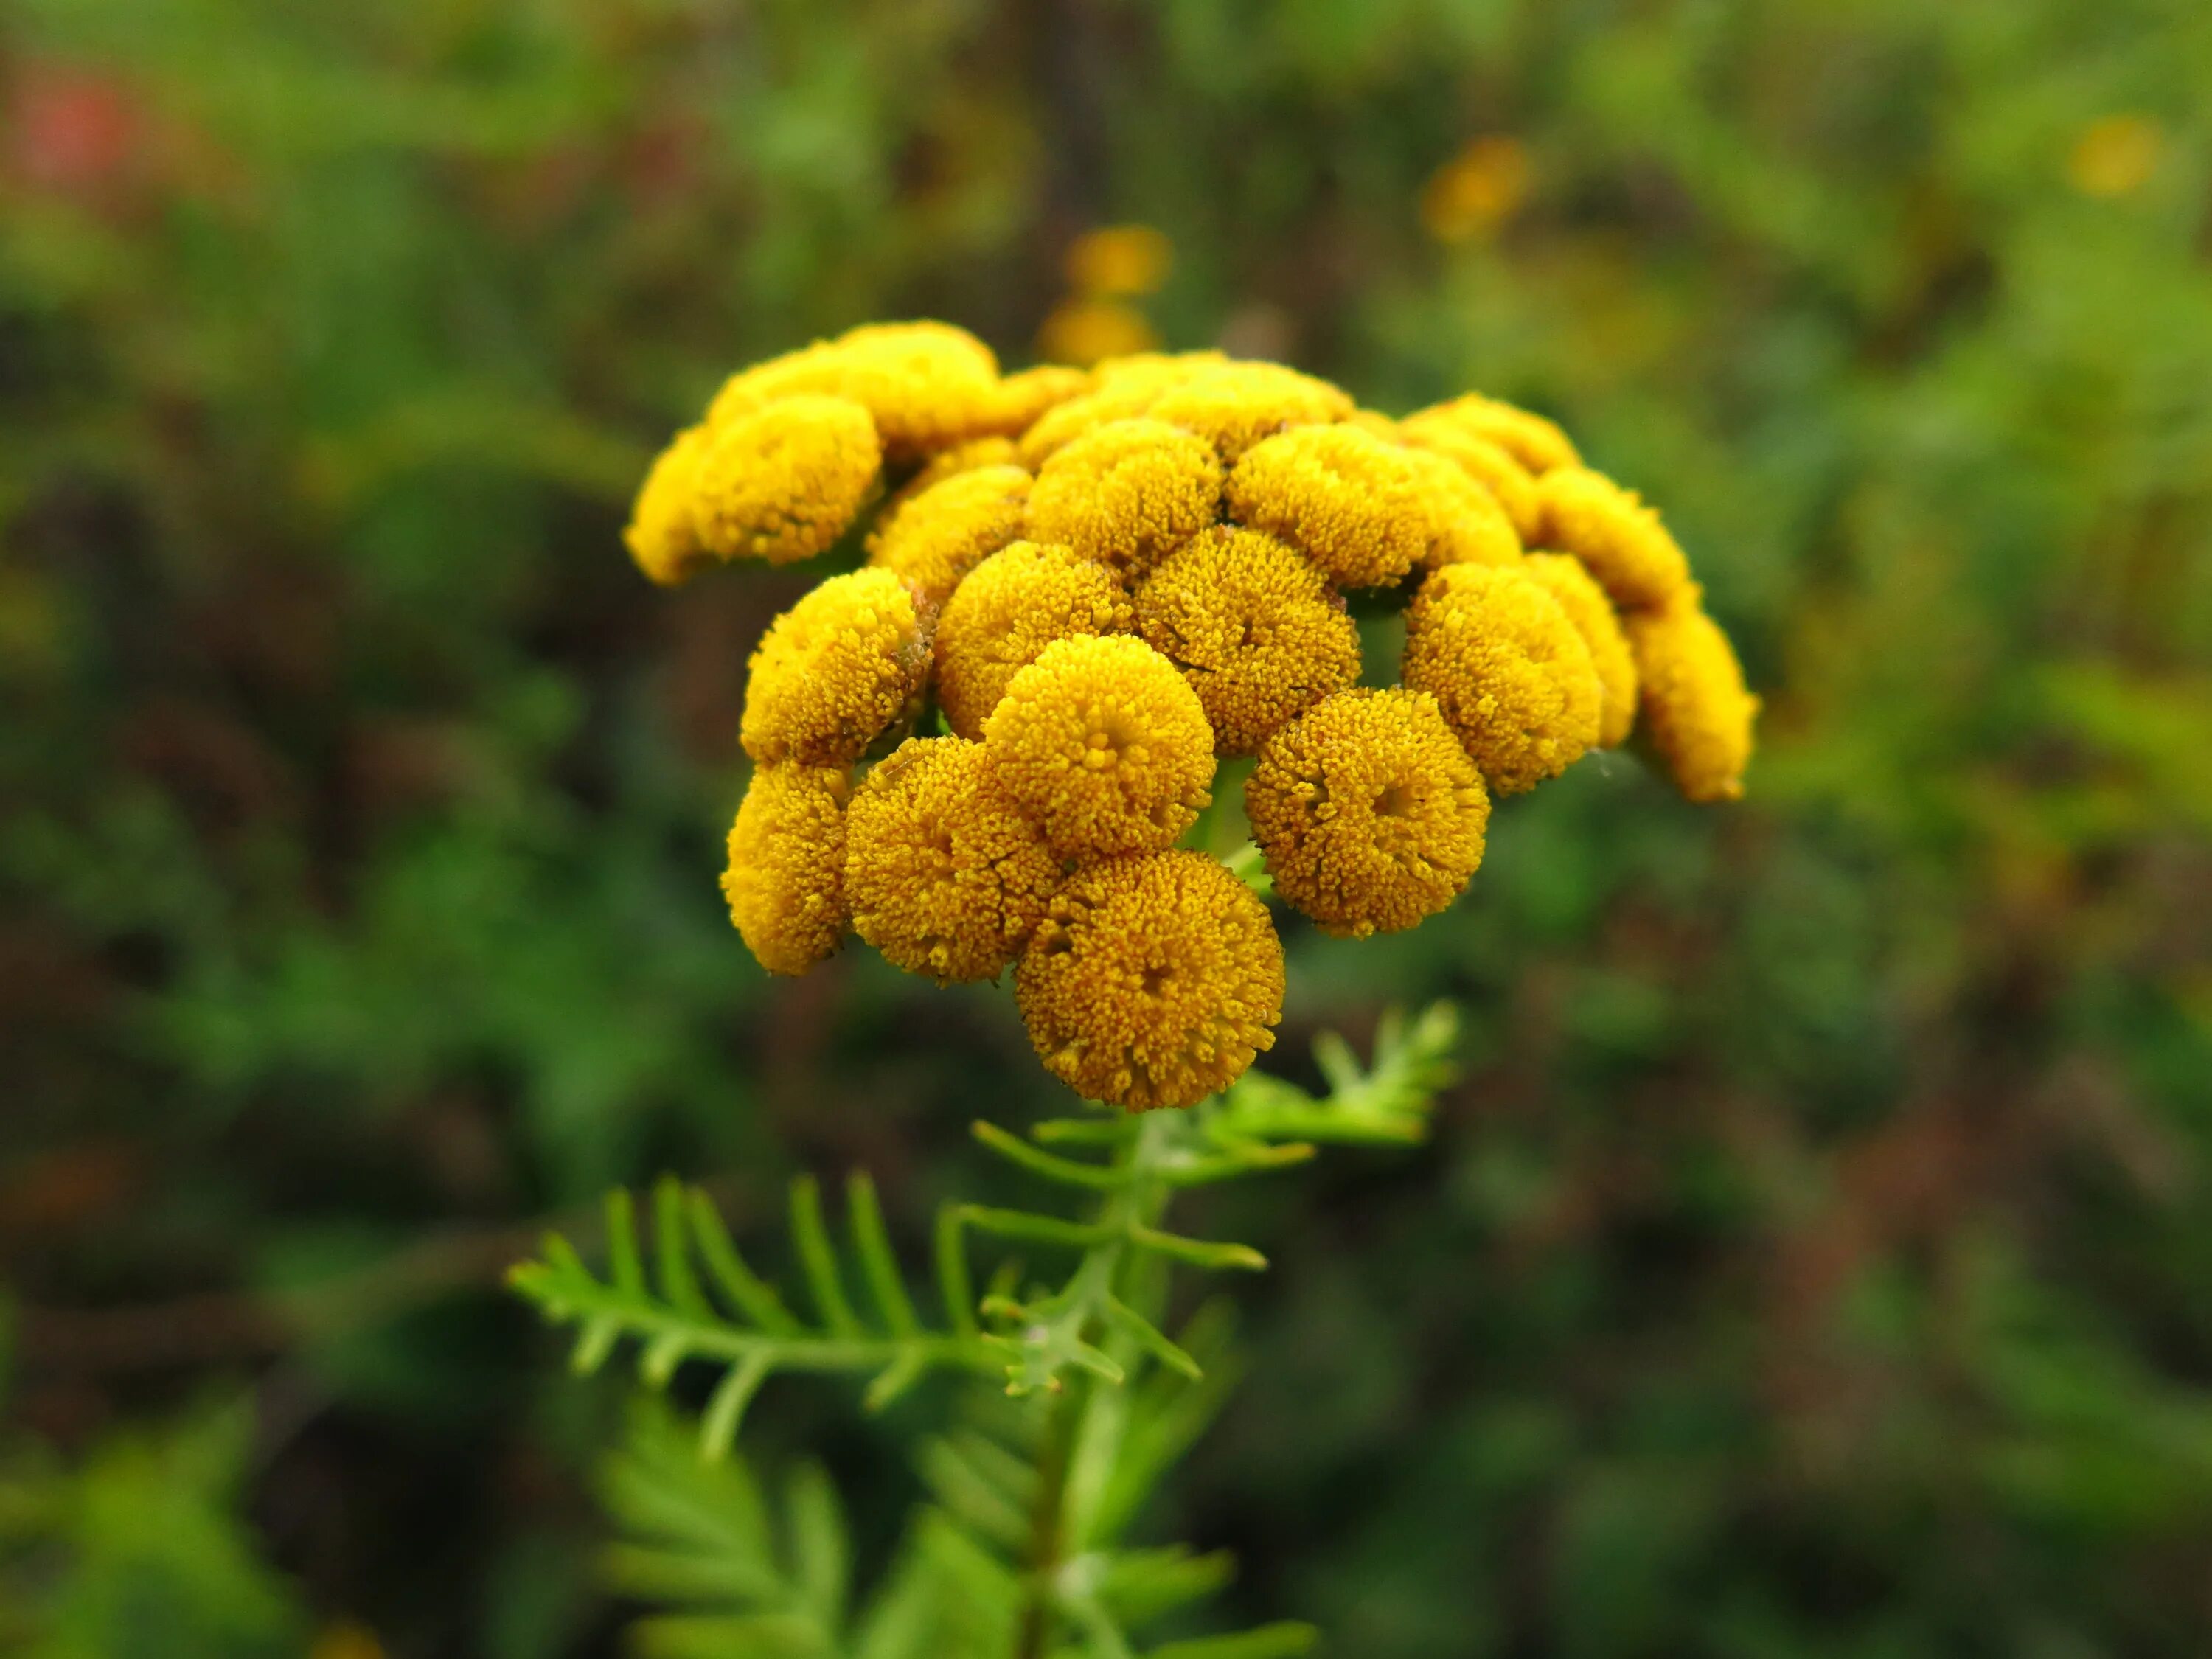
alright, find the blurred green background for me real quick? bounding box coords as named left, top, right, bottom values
left=4, top=1, right=2211, bottom=1655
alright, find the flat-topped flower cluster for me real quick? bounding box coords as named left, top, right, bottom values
left=627, top=321, right=1757, bottom=1110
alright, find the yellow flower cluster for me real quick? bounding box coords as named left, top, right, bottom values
left=633, top=327, right=1758, bottom=1108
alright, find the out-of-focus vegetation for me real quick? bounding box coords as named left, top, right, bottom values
left=2, top=0, right=2208, bottom=1655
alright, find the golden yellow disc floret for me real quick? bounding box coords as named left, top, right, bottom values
left=1015, top=849, right=1284, bottom=1111
left=1146, top=361, right=1354, bottom=461
left=721, top=763, right=851, bottom=976
left=1013, top=353, right=1216, bottom=466
left=866, top=464, right=1032, bottom=605
left=1026, top=418, right=1223, bottom=579
left=1407, top=393, right=1581, bottom=475
left=742, top=568, right=930, bottom=765
left=1397, top=414, right=1545, bottom=543
left=883, top=436, right=1020, bottom=518
left=1134, top=526, right=1360, bottom=757
left=1225, top=425, right=1441, bottom=588
left=625, top=423, right=713, bottom=585
left=1626, top=591, right=1759, bottom=803
left=688, top=394, right=882, bottom=568
left=983, top=634, right=1216, bottom=858
left=934, top=541, right=1135, bottom=740
left=843, top=737, right=1063, bottom=984
left=1402, top=562, right=1602, bottom=794
left=1245, top=688, right=1490, bottom=938
left=708, top=321, right=1002, bottom=459
left=1537, top=466, right=1695, bottom=611
left=1521, top=552, right=1639, bottom=748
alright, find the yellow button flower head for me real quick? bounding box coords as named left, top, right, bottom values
left=984, top=634, right=1215, bottom=858
left=742, top=568, right=930, bottom=765
left=866, top=463, right=1032, bottom=606
left=1026, top=418, right=1223, bottom=580
left=1147, top=361, right=1354, bottom=461
left=1407, top=393, right=1581, bottom=476
left=1401, top=443, right=1525, bottom=571
left=884, top=436, right=1020, bottom=515
left=1537, top=466, right=1694, bottom=611
left=1627, top=591, right=1759, bottom=803
left=1227, top=424, right=1467, bottom=588
left=1015, top=352, right=1225, bottom=466
left=981, top=365, right=1092, bottom=436
left=625, top=423, right=712, bottom=585
left=1402, top=562, right=1602, bottom=794
left=1397, top=414, right=1545, bottom=543
left=843, top=737, right=1063, bottom=984
left=1521, top=552, right=1639, bottom=748
left=709, top=321, right=1003, bottom=459
left=934, top=540, right=1134, bottom=739
left=686, top=394, right=882, bottom=568
left=1245, top=688, right=1490, bottom=938
left=721, top=763, right=851, bottom=976
left=1134, top=526, right=1360, bottom=756
left=1015, top=849, right=1284, bottom=1111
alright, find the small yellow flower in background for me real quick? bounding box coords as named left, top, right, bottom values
left=935, top=540, right=1134, bottom=739
left=1522, top=553, right=1639, bottom=749
left=740, top=568, right=929, bottom=765
left=311, top=1624, right=389, bottom=1659
left=1627, top=591, right=1760, bottom=803
left=1016, top=849, right=1284, bottom=1112
left=1038, top=298, right=1160, bottom=367
left=723, top=763, right=851, bottom=976
left=984, top=633, right=1217, bottom=858
left=2068, top=113, right=2163, bottom=198
left=866, top=462, right=1032, bottom=605
left=1135, top=526, right=1362, bottom=756
left=1421, top=135, right=1530, bottom=244
left=844, top=737, right=1062, bottom=983
left=1535, top=465, right=1694, bottom=611
left=1065, top=224, right=1175, bottom=298
left=624, top=322, right=1757, bottom=1106
left=1245, top=688, right=1489, bottom=939
left=1027, top=418, right=1222, bottom=577
left=1402, top=562, right=1603, bottom=794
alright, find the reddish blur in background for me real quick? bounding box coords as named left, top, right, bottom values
left=4, top=2, right=2211, bottom=1655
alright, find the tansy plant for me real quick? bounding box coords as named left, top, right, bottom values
left=511, top=321, right=1757, bottom=1655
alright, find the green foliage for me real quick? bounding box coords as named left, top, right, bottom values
left=514, top=1009, right=1458, bottom=1655
left=0, top=1402, right=307, bottom=1659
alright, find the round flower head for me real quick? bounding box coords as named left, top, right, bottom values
left=721, top=763, right=850, bottom=976
left=626, top=423, right=712, bottom=585
left=1245, top=688, right=1490, bottom=938
left=1226, top=424, right=1514, bottom=587
left=1015, top=353, right=1225, bottom=466
left=687, top=394, right=882, bottom=567
left=1521, top=552, right=1639, bottom=748
left=1015, top=849, right=1284, bottom=1111
left=1407, top=393, right=1581, bottom=476
left=742, top=568, right=930, bottom=765
left=1397, top=414, right=1544, bottom=543
left=883, top=436, right=1020, bottom=519
left=1627, top=592, right=1759, bottom=803
left=1147, top=361, right=1354, bottom=462
left=982, top=364, right=1091, bottom=435
left=1537, top=467, right=1695, bottom=612
left=934, top=540, right=1134, bottom=739
left=866, top=464, right=1032, bottom=605
left=984, top=633, right=1215, bottom=858
left=708, top=321, right=1002, bottom=459
left=1026, top=419, right=1223, bottom=579
left=1134, top=526, right=1360, bottom=756
left=843, top=737, right=1062, bottom=983
left=1402, top=562, right=1602, bottom=794
left=1400, top=444, right=1524, bottom=571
